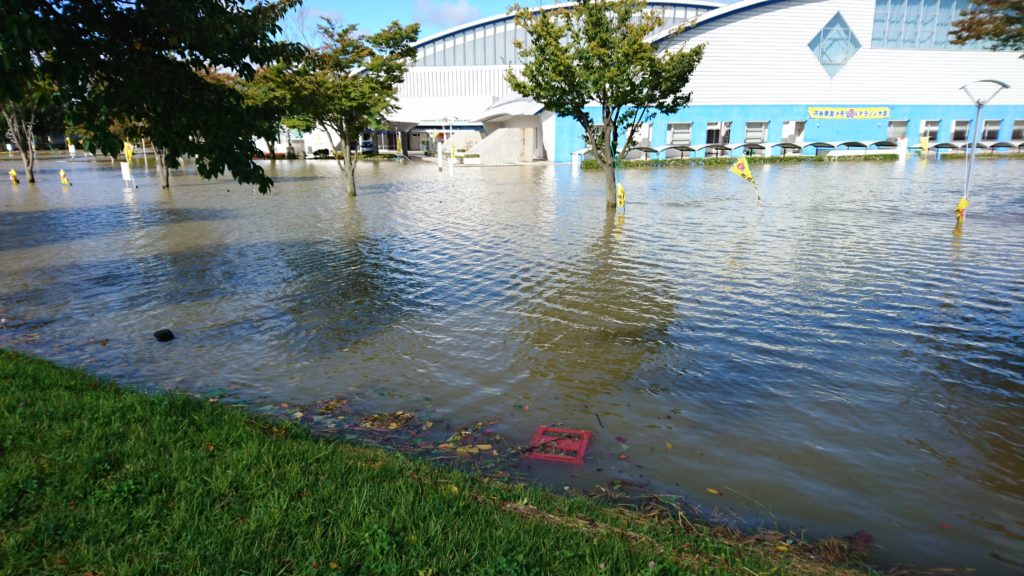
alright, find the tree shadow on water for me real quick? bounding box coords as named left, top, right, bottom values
left=0, top=205, right=238, bottom=252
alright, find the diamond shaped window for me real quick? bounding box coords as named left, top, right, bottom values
left=808, top=12, right=860, bottom=78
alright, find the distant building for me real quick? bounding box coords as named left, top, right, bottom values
left=291, top=0, right=1024, bottom=163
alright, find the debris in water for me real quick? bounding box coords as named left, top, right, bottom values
left=361, top=410, right=414, bottom=430
left=524, top=426, right=591, bottom=464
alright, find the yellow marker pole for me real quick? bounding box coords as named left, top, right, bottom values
left=954, top=196, right=969, bottom=227
left=9, top=168, right=19, bottom=184
left=616, top=182, right=625, bottom=208
left=59, top=169, right=70, bottom=186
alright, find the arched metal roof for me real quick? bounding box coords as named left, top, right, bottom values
left=413, top=0, right=724, bottom=49
left=649, top=0, right=790, bottom=45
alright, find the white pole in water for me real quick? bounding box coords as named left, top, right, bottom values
left=437, top=131, right=443, bottom=172
left=959, top=79, right=1009, bottom=201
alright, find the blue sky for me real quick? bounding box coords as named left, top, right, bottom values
left=283, top=0, right=514, bottom=42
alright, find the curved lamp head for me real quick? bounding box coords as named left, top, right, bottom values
left=960, top=79, right=1010, bottom=106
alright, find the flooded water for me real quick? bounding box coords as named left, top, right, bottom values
left=2, top=155, right=1022, bottom=573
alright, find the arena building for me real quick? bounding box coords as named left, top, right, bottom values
left=295, top=0, right=1023, bottom=164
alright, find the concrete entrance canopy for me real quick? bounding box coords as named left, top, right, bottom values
left=475, top=97, right=544, bottom=124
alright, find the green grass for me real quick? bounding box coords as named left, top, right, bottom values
left=0, top=350, right=872, bottom=575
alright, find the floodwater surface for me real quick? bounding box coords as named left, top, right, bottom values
left=1, top=155, right=1022, bottom=573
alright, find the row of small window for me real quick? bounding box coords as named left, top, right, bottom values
left=661, top=119, right=1024, bottom=145
left=411, top=5, right=709, bottom=68
left=870, top=0, right=988, bottom=50
left=664, top=121, right=808, bottom=145
left=916, top=119, right=1024, bottom=141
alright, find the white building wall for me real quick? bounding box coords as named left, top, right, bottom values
left=660, top=0, right=1024, bottom=106
left=394, top=66, right=525, bottom=122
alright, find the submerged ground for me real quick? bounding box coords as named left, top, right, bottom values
left=1, top=349, right=873, bottom=575
left=1, top=155, right=1022, bottom=573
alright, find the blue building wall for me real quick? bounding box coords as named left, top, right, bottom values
left=552, top=104, right=1024, bottom=162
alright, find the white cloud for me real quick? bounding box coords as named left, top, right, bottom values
left=414, top=0, right=481, bottom=29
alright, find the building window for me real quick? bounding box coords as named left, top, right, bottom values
left=705, top=121, right=731, bottom=157
left=781, top=120, right=805, bottom=155
left=871, top=0, right=991, bottom=50
left=920, top=120, right=940, bottom=141
left=667, top=123, right=692, bottom=146
left=982, top=119, right=1001, bottom=140
left=1013, top=120, right=1024, bottom=140
left=887, top=120, right=908, bottom=141
left=744, top=121, right=768, bottom=143
left=951, top=120, right=970, bottom=141
left=808, top=12, right=861, bottom=77
left=706, top=122, right=730, bottom=144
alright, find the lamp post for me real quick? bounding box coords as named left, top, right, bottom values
left=960, top=79, right=1009, bottom=201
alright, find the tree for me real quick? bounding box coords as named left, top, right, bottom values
left=951, top=0, right=1024, bottom=55
left=1, top=0, right=300, bottom=191
left=507, top=0, right=703, bottom=209
left=240, top=63, right=309, bottom=161
left=1, top=73, right=57, bottom=183
left=291, top=19, right=419, bottom=196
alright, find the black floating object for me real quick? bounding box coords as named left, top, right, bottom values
left=153, top=329, right=175, bottom=342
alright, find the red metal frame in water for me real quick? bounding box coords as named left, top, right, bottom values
left=526, top=426, right=592, bottom=464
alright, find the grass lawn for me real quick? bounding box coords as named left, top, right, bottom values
left=0, top=350, right=873, bottom=575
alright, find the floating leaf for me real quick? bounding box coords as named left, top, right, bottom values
left=665, top=441, right=673, bottom=450
left=706, top=488, right=721, bottom=495
left=292, top=412, right=304, bottom=419
left=475, top=444, right=493, bottom=451
left=775, top=544, right=789, bottom=552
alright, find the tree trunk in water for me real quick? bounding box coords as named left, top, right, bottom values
left=18, top=148, right=35, bottom=183
left=155, top=148, right=170, bottom=189
left=601, top=114, right=619, bottom=210
left=268, top=139, right=276, bottom=162
left=341, top=142, right=357, bottom=197
left=2, top=107, right=37, bottom=182
left=603, top=159, right=617, bottom=209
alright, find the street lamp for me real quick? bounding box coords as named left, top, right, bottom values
left=959, top=79, right=1009, bottom=201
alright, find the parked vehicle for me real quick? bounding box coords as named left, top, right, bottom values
left=359, top=139, right=378, bottom=155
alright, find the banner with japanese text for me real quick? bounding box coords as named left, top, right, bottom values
left=808, top=107, right=890, bottom=120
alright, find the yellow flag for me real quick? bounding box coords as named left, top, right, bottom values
left=920, top=135, right=930, bottom=156
left=730, top=155, right=754, bottom=183
left=123, top=141, right=134, bottom=163
left=616, top=182, right=625, bottom=207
